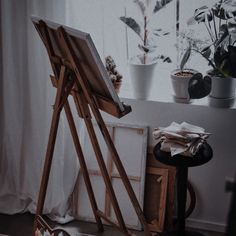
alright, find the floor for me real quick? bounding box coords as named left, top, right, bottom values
left=0, top=213, right=224, bottom=236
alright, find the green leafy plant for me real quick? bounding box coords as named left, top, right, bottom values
left=179, top=42, right=191, bottom=71
left=120, top=0, right=173, bottom=64
left=175, top=30, right=204, bottom=72
left=187, top=0, right=236, bottom=78
left=176, top=32, right=212, bottom=99
left=175, top=30, right=206, bottom=75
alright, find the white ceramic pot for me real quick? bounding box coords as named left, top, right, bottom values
left=171, top=69, right=198, bottom=103
left=210, top=76, right=236, bottom=98
left=129, top=60, right=157, bottom=100
left=209, top=76, right=236, bottom=108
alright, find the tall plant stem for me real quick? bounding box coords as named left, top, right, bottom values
left=124, top=5, right=129, bottom=61
left=213, top=15, right=218, bottom=41
left=219, top=18, right=221, bottom=33
left=176, top=0, right=180, bottom=64
left=204, top=21, right=214, bottom=43
left=143, top=15, right=147, bottom=64
left=229, top=34, right=231, bottom=46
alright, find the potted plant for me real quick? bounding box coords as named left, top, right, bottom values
left=187, top=0, right=236, bottom=107
left=171, top=32, right=212, bottom=103
left=171, top=37, right=199, bottom=103
left=120, top=0, right=172, bottom=99
left=105, top=55, right=123, bottom=94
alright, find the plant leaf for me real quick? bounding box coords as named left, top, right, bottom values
left=201, top=46, right=211, bottom=59
left=193, top=5, right=213, bottom=23
left=138, top=44, right=149, bottom=53
left=228, top=20, right=236, bottom=34
left=120, top=16, right=141, bottom=38
left=138, top=44, right=157, bottom=53
left=212, top=1, right=234, bottom=20
left=153, top=0, right=174, bottom=14
left=133, top=0, right=146, bottom=16
left=215, top=24, right=229, bottom=48
left=155, top=54, right=172, bottom=63
left=180, top=44, right=191, bottom=71
left=153, top=28, right=170, bottom=36
left=228, top=45, right=236, bottom=77
left=163, top=56, right=172, bottom=63
left=188, top=73, right=212, bottom=99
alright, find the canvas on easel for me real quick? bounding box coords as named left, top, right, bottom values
left=31, top=16, right=151, bottom=236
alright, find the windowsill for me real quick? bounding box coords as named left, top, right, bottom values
left=117, top=65, right=236, bottom=109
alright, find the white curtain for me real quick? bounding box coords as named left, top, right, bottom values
left=0, top=0, right=79, bottom=222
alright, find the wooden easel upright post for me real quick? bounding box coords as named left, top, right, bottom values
left=31, top=17, right=151, bottom=236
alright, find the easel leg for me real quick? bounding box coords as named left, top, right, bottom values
left=32, top=105, right=62, bottom=235
left=63, top=101, right=104, bottom=232
left=32, top=66, right=68, bottom=235
left=73, top=95, right=129, bottom=235
left=84, top=117, right=129, bottom=234
left=90, top=103, right=151, bottom=235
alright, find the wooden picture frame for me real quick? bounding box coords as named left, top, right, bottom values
left=146, top=147, right=177, bottom=231
left=72, top=121, right=148, bottom=230
left=144, top=167, right=169, bottom=232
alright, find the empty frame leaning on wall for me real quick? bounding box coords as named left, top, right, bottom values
left=73, top=122, right=148, bottom=230
left=31, top=16, right=151, bottom=235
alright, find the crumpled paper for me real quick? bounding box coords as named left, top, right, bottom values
left=153, top=122, right=211, bottom=157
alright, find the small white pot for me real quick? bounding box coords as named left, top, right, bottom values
left=129, top=60, right=157, bottom=100
left=209, top=76, right=236, bottom=108
left=171, top=69, right=198, bottom=103
left=210, top=76, right=236, bottom=98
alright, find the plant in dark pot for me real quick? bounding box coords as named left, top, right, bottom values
left=171, top=32, right=212, bottom=102
left=120, top=0, right=172, bottom=99
left=187, top=0, right=236, bottom=107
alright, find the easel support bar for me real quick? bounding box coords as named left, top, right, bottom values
left=33, top=66, right=70, bottom=233
left=63, top=100, right=104, bottom=232
left=73, top=93, right=129, bottom=234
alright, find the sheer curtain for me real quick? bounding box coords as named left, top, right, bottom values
left=0, top=0, right=79, bottom=222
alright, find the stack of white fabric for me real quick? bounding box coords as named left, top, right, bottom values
left=153, top=122, right=211, bottom=157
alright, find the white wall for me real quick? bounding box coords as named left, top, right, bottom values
left=102, top=98, right=236, bottom=232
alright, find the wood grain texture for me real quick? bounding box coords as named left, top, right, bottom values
left=146, top=147, right=177, bottom=231
left=144, top=167, right=168, bottom=232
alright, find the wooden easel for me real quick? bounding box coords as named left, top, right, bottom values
left=31, top=17, right=151, bottom=236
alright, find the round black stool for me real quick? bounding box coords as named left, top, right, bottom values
left=153, top=142, right=213, bottom=236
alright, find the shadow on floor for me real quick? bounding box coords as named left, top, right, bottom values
left=0, top=213, right=224, bottom=236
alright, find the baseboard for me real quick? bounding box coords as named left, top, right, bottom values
left=186, top=218, right=226, bottom=233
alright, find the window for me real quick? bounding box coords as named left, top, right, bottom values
left=65, top=0, right=219, bottom=103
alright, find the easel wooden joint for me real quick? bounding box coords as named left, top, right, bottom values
left=31, top=16, right=151, bottom=236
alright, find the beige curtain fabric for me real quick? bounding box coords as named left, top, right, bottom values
left=0, top=0, right=79, bottom=223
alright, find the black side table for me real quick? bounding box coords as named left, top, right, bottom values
left=153, top=142, right=213, bottom=236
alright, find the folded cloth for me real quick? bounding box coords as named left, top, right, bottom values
left=153, top=122, right=211, bottom=157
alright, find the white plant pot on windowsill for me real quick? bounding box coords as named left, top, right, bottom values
left=171, top=69, right=198, bottom=103
left=129, top=57, right=157, bottom=100
left=209, top=76, right=236, bottom=108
